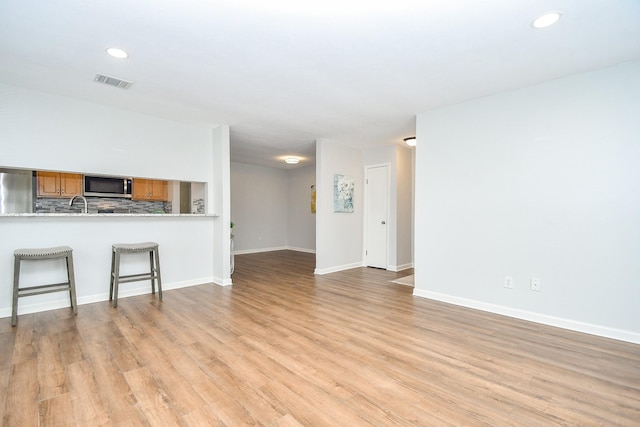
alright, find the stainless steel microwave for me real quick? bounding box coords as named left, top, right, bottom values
left=83, top=175, right=133, bottom=198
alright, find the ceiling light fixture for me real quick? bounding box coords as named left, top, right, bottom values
left=531, top=12, right=562, bottom=29
left=285, top=157, right=299, bottom=164
left=404, top=137, right=416, bottom=147
left=106, top=47, right=129, bottom=59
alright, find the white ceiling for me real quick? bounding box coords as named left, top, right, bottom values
left=1, top=1, right=639, bottom=169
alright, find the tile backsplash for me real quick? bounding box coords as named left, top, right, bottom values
left=36, top=197, right=172, bottom=214
left=192, top=198, right=205, bottom=214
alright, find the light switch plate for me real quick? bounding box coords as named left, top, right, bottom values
left=504, top=276, right=514, bottom=289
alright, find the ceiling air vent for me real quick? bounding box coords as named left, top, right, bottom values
left=94, top=73, right=133, bottom=89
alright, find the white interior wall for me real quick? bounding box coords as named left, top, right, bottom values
left=0, top=216, right=215, bottom=318
left=0, top=84, right=232, bottom=316
left=230, top=162, right=288, bottom=253
left=230, top=162, right=316, bottom=254
left=212, top=125, right=232, bottom=285
left=414, top=60, right=640, bottom=343
left=230, top=143, right=414, bottom=269
left=287, top=165, right=316, bottom=252
left=395, top=145, right=414, bottom=270
left=315, top=139, right=364, bottom=274
left=0, top=84, right=224, bottom=222
left=363, top=146, right=396, bottom=268
left=362, top=145, right=414, bottom=271
left=0, top=84, right=213, bottom=182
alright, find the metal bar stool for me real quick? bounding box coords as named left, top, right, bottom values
left=12, top=245, right=78, bottom=326
left=109, top=242, right=162, bottom=308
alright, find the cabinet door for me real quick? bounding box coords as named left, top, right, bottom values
left=132, top=178, right=151, bottom=200
left=37, top=171, right=61, bottom=197
left=133, top=178, right=168, bottom=201
left=150, top=180, right=168, bottom=201
left=60, top=173, right=82, bottom=197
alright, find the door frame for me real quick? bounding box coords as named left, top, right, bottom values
left=363, top=162, right=391, bottom=269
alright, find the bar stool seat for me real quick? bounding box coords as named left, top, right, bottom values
left=109, top=242, right=162, bottom=307
left=12, top=245, right=78, bottom=326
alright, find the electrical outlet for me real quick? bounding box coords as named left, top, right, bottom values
left=530, top=277, right=541, bottom=291
left=504, top=276, right=514, bottom=289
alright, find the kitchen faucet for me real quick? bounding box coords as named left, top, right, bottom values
left=69, top=195, right=88, bottom=213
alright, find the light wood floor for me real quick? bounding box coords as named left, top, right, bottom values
left=2, top=250, right=639, bottom=426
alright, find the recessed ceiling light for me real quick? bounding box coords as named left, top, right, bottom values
left=532, top=12, right=562, bottom=29
left=106, top=47, right=129, bottom=59
left=403, top=137, right=416, bottom=147
left=285, top=157, right=300, bottom=164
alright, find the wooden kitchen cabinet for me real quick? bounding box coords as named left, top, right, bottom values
left=132, top=178, right=168, bottom=201
left=36, top=171, right=82, bottom=197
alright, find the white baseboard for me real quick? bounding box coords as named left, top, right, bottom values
left=388, top=262, right=413, bottom=272
left=234, top=246, right=315, bottom=255
left=0, top=298, right=75, bottom=319
left=167, top=276, right=216, bottom=289
left=234, top=246, right=287, bottom=255
left=314, top=261, right=364, bottom=275
left=212, top=276, right=232, bottom=286
left=286, top=246, right=316, bottom=254
left=412, top=289, right=640, bottom=345
left=0, top=277, right=219, bottom=319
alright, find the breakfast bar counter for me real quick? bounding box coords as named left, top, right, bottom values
left=0, top=213, right=225, bottom=320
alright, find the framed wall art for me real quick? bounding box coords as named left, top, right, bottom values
left=333, top=174, right=354, bottom=213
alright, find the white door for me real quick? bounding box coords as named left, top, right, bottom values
left=365, top=165, right=388, bottom=269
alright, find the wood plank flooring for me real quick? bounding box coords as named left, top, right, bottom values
left=1, top=250, right=639, bottom=426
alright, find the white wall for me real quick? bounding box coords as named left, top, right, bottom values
left=0, top=84, right=232, bottom=317
left=414, top=61, right=640, bottom=343
left=287, top=165, right=316, bottom=252
left=315, top=139, right=364, bottom=274
left=0, top=216, right=215, bottom=318
left=363, top=145, right=414, bottom=271
left=230, top=162, right=316, bottom=254
left=395, top=146, right=414, bottom=270
left=212, top=125, right=232, bottom=285
left=230, top=162, right=288, bottom=253
left=0, top=84, right=213, bottom=182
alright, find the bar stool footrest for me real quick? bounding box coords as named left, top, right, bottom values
left=114, top=273, right=159, bottom=284
left=18, top=282, right=73, bottom=296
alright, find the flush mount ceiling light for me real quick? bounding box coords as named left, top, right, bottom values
left=404, top=137, right=416, bottom=147
left=285, top=157, right=300, bottom=164
left=106, top=47, right=129, bottom=59
left=531, top=12, right=562, bottom=29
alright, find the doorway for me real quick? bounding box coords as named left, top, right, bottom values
left=365, top=164, right=389, bottom=269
